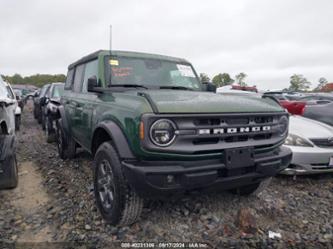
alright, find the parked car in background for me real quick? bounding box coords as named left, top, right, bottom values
left=7, top=87, right=22, bottom=131
left=217, top=85, right=258, bottom=93
left=298, top=94, right=333, bottom=105
left=0, top=77, right=18, bottom=189
left=302, top=102, right=333, bottom=127
left=263, top=91, right=306, bottom=100
left=42, top=83, right=64, bottom=142
left=282, top=115, right=333, bottom=175
left=263, top=92, right=306, bottom=115
left=33, top=84, right=50, bottom=123
left=13, top=89, right=25, bottom=111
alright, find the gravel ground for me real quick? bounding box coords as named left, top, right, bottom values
left=1, top=101, right=333, bottom=248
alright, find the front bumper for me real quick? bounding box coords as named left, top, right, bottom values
left=281, top=145, right=333, bottom=175
left=122, top=146, right=292, bottom=198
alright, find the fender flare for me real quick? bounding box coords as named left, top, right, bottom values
left=93, top=121, right=135, bottom=159
left=57, top=105, right=70, bottom=132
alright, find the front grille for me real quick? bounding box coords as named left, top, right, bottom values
left=310, top=138, right=333, bottom=148
left=189, top=114, right=280, bottom=146
left=141, top=112, right=288, bottom=154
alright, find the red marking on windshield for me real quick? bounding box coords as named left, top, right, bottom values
left=112, top=67, right=133, bottom=77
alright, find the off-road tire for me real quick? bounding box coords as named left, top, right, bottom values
left=56, top=119, right=76, bottom=159
left=0, top=155, right=18, bottom=189
left=45, top=116, right=55, bottom=143
left=37, top=112, right=42, bottom=124
left=41, top=113, right=46, bottom=130
left=229, top=177, right=272, bottom=196
left=94, top=141, right=143, bottom=226
left=15, top=115, right=20, bottom=131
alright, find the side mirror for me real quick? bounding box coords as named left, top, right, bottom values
left=87, top=76, right=98, bottom=92
left=202, top=82, right=216, bottom=93
left=16, top=95, right=20, bottom=100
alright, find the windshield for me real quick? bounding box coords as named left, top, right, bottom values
left=107, top=57, right=201, bottom=90
left=52, top=84, right=64, bottom=98
left=40, top=85, right=50, bottom=97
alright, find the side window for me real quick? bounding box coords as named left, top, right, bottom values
left=45, top=86, right=51, bottom=98
left=82, top=60, right=98, bottom=93
left=73, top=64, right=85, bottom=93
left=65, top=69, right=74, bottom=90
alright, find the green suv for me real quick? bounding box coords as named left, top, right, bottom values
left=56, top=50, right=292, bottom=225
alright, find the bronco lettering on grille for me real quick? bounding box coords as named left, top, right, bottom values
left=198, top=126, right=271, bottom=135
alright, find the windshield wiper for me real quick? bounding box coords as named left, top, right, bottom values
left=159, top=86, right=193, bottom=91
left=108, top=84, right=148, bottom=89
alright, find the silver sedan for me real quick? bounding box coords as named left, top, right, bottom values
left=281, top=115, right=333, bottom=175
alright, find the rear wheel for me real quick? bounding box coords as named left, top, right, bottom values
left=56, top=119, right=76, bottom=159
left=15, top=115, right=21, bottom=131
left=33, top=106, right=37, bottom=119
left=45, top=116, right=55, bottom=143
left=41, top=113, right=46, bottom=130
left=94, top=141, right=143, bottom=225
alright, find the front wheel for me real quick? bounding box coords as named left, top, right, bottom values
left=94, top=141, right=144, bottom=226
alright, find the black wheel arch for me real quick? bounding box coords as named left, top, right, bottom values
left=92, top=121, right=135, bottom=159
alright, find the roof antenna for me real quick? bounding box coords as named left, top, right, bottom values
left=109, top=25, right=113, bottom=87
left=109, top=25, right=112, bottom=54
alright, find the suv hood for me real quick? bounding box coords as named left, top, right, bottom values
left=135, top=90, right=284, bottom=113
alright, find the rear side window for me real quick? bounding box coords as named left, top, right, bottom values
left=82, top=60, right=98, bottom=93
left=65, top=69, right=74, bottom=90
left=73, top=64, right=85, bottom=92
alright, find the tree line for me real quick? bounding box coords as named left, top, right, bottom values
left=200, top=72, right=249, bottom=87
left=1, top=73, right=66, bottom=88
left=1, top=72, right=331, bottom=92
left=200, top=72, right=330, bottom=92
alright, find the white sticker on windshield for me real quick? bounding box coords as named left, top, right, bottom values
left=177, top=64, right=195, bottom=77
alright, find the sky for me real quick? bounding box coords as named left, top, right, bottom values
left=1, top=0, right=333, bottom=90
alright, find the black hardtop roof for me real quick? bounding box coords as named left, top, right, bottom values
left=68, top=50, right=190, bottom=69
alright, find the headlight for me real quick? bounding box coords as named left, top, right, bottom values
left=150, top=119, right=176, bottom=147
left=277, top=116, right=289, bottom=136
left=284, top=134, right=313, bottom=147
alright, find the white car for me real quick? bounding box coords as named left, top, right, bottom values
left=282, top=115, right=333, bottom=175
left=5, top=82, right=21, bottom=131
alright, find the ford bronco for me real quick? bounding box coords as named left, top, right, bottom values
left=56, top=50, right=292, bottom=225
